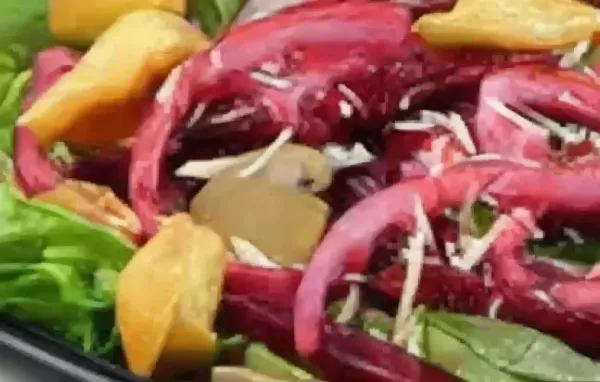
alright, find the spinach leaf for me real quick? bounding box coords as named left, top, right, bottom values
left=0, top=184, right=134, bottom=354
left=190, top=0, right=246, bottom=38
left=244, top=343, right=316, bottom=381
left=529, top=241, right=600, bottom=265
left=0, top=0, right=53, bottom=154
left=422, top=311, right=600, bottom=381
left=423, top=324, right=529, bottom=382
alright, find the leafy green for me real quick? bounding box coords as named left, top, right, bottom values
left=190, top=0, right=246, bottom=38
left=471, top=203, right=496, bottom=238
left=214, top=334, right=248, bottom=365
left=420, top=311, right=600, bottom=382
left=0, top=1, right=54, bottom=155
left=0, top=184, right=134, bottom=354
left=529, top=241, right=600, bottom=265
left=244, top=343, right=316, bottom=381
left=424, top=325, right=529, bottom=382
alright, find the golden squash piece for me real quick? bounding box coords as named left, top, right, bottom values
left=21, top=10, right=210, bottom=149
left=49, top=0, right=187, bottom=46
left=189, top=175, right=329, bottom=267
left=117, top=214, right=227, bottom=377
left=414, top=0, right=598, bottom=50
left=35, top=179, right=141, bottom=243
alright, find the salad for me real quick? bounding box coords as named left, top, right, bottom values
left=5, top=0, right=600, bottom=381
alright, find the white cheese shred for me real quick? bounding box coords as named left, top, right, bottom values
left=420, top=110, right=449, bottom=125
left=451, top=214, right=511, bottom=272
left=250, top=71, right=292, bottom=89
left=239, top=127, right=294, bottom=178
left=208, top=106, right=256, bottom=125
left=558, top=40, right=590, bottom=68
left=447, top=112, right=477, bottom=154
left=393, top=121, right=436, bottom=131
left=485, top=97, right=549, bottom=137
left=322, top=143, right=375, bottom=169
left=393, top=232, right=425, bottom=345
left=335, top=284, right=361, bottom=324
left=155, top=64, right=183, bottom=104
left=230, top=236, right=280, bottom=268
left=487, top=296, right=504, bottom=318
left=175, top=156, right=240, bottom=179
left=414, top=195, right=437, bottom=251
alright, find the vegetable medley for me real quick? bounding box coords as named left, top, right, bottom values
left=6, top=0, right=600, bottom=381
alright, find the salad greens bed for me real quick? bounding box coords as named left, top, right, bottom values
left=0, top=0, right=243, bottom=356
left=4, top=1, right=600, bottom=382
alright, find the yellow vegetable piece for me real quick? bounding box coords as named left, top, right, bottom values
left=117, top=214, right=227, bottom=377
left=49, top=0, right=187, bottom=46
left=414, top=0, right=599, bottom=50
left=35, top=179, right=141, bottom=244
left=190, top=175, right=329, bottom=267
left=21, top=10, right=210, bottom=148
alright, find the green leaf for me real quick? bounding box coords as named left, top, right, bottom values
left=0, top=0, right=54, bottom=155
left=190, top=0, right=246, bottom=38
left=0, top=184, right=134, bottom=353
left=422, top=324, right=529, bottom=382
left=244, top=343, right=316, bottom=381
left=529, top=241, right=600, bottom=265
left=471, top=203, right=496, bottom=238
left=423, top=312, right=600, bottom=382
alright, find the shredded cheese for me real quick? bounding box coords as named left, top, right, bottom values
left=155, top=64, right=183, bottom=104
left=420, top=110, right=449, bottom=125
left=322, top=143, right=375, bottom=169
left=485, top=97, right=549, bottom=137
left=563, top=227, right=584, bottom=244
left=343, top=273, right=367, bottom=283
left=392, top=232, right=425, bottom=345
left=451, top=214, right=512, bottom=271
left=487, top=297, right=503, bottom=318
left=175, top=156, right=240, bottom=179
left=250, top=71, right=292, bottom=89
left=414, top=194, right=437, bottom=250
left=339, top=100, right=354, bottom=118
left=447, top=112, right=477, bottom=154
left=462, top=153, right=541, bottom=168
left=230, top=236, right=280, bottom=268
left=335, top=284, right=361, bottom=324
left=558, top=40, right=590, bottom=68
left=208, top=106, right=256, bottom=125
left=393, top=121, right=436, bottom=131
left=532, top=289, right=556, bottom=308
left=239, top=127, right=294, bottom=178
left=337, top=84, right=365, bottom=114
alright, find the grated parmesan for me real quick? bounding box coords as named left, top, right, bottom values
left=230, top=236, right=280, bottom=268
left=393, top=232, right=425, bottom=345
left=175, top=156, right=240, bottom=179
left=239, top=127, right=294, bottom=178
left=335, top=284, right=361, bottom=324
